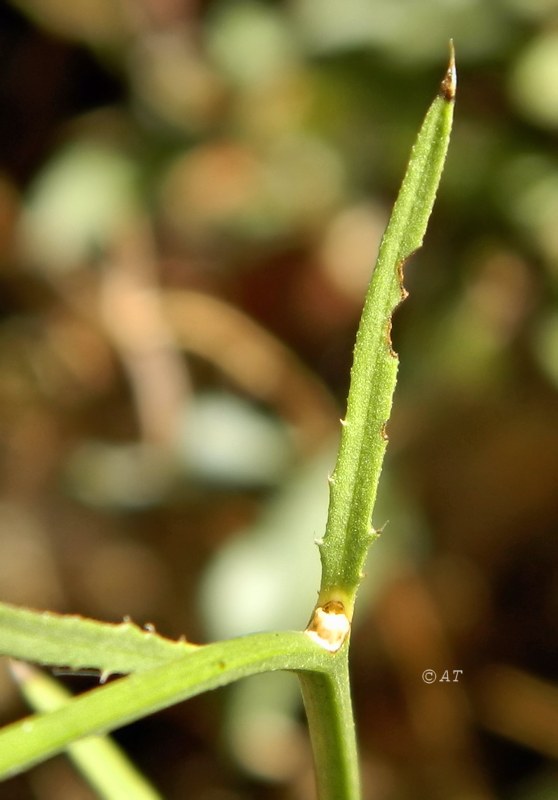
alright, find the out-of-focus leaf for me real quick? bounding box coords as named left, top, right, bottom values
left=509, top=32, right=558, bottom=129
left=293, top=0, right=511, bottom=60
left=179, top=391, right=293, bottom=488
left=64, top=442, right=178, bottom=510
left=206, top=2, right=300, bottom=88
left=497, top=154, right=558, bottom=265
left=199, top=444, right=330, bottom=639
left=20, top=142, right=138, bottom=273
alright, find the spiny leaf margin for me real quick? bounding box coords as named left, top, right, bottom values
left=0, top=601, right=196, bottom=676
left=317, top=44, right=456, bottom=617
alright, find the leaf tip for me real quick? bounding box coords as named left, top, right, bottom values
left=440, top=40, right=457, bottom=102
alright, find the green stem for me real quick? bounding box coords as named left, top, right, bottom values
left=299, top=646, right=359, bottom=800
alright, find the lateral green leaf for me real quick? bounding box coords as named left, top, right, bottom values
left=317, top=46, right=456, bottom=617
left=0, top=631, right=331, bottom=779
left=0, top=601, right=196, bottom=675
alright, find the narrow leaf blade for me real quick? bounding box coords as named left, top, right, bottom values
left=0, top=601, right=196, bottom=675
left=0, top=631, right=329, bottom=779
left=318, top=46, right=456, bottom=616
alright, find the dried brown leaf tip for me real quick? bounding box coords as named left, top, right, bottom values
left=440, top=40, right=457, bottom=102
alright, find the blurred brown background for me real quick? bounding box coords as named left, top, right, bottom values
left=0, top=1, right=557, bottom=798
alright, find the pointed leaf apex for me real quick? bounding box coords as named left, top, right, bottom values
left=440, top=40, right=457, bottom=102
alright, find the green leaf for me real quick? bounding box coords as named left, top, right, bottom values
left=316, top=45, right=456, bottom=618
left=0, top=50, right=456, bottom=800
left=0, top=631, right=332, bottom=779
left=11, top=662, right=161, bottom=800
left=0, top=602, right=196, bottom=676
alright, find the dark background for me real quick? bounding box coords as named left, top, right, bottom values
left=0, top=1, right=557, bottom=798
